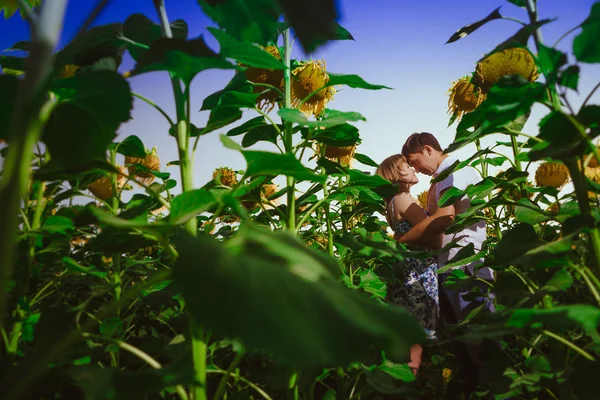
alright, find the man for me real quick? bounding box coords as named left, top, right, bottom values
left=395, top=132, right=494, bottom=316
left=396, top=132, right=495, bottom=395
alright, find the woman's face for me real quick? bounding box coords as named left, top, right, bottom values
left=400, top=163, right=418, bottom=185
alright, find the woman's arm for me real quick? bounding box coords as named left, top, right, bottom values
left=393, top=193, right=427, bottom=226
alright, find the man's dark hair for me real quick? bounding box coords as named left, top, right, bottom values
left=401, top=132, right=443, bottom=157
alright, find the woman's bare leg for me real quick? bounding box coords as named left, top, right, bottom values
left=408, top=344, right=423, bottom=376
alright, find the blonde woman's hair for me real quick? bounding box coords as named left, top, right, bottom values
left=376, top=154, right=412, bottom=196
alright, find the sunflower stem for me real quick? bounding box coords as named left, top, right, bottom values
left=565, top=159, right=600, bottom=270
left=283, top=27, right=296, bottom=233
left=153, top=3, right=205, bottom=400
left=0, top=0, right=67, bottom=326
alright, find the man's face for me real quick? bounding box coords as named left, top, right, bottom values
left=406, top=147, right=437, bottom=176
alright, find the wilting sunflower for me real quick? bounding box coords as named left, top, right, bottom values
left=416, top=190, right=429, bottom=209
left=242, top=182, right=280, bottom=210
left=319, top=144, right=356, bottom=166
left=88, top=166, right=127, bottom=200
left=212, top=167, right=238, bottom=187
left=125, top=147, right=160, bottom=185
left=291, top=60, right=336, bottom=117
left=535, top=162, right=569, bottom=189
left=475, top=47, right=539, bottom=93
left=447, top=75, right=485, bottom=120
left=243, top=45, right=284, bottom=113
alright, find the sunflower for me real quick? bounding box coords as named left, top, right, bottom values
left=585, top=165, right=600, bottom=184
left=58, top=64, right=79, bottom=79
left=447, top=75, right=485, bottom=120
left=88, top=165, right=127, bottom=200
left=416, top=190, right=429, bottom=208
left=242, top=45, right=284, bottom=113
left=150, top=204, right=168, bottom=216
left=475, top=47, right=539, bottom=93
left=212, top=167, right=238, bottom=187
left=242, top=182, right=280, bottom=210
left=535, top=162, right=569, bottom=189
left=319, top=144, right=356, bottom=166
left=291, top=60, right=336, bottom=117
left=125, top=147, right=160, bottom=185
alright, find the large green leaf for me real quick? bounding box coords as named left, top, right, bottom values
left=197, top=0, right=281, bottom=46
left=537, top=43, right=567, bottom=83
left=227, top=116, right=266, bottom=136
left=243, top=151, right=326, bottom=182
left=169, top=189, right=218, bottom=225
left=52, top=70, right=133, bottom=136
left=55, top=24, right=125, bottom=70
left=353, top=153, right=379, bottom=168
left=122, top=14, right=188, bottom=61
left=573, top=2, right=600, bottom=63
left=278, top=108, right=366, bottom=128
left=507, top=305, right=600, bottom=343
left=208, top=27, right=285, bottom=69
left=43, top=71, right=132, bottom=167
left=116, top=135, right=146, bottom=158
left=131, top=37, right=236, bottom=85
left=325, top=73, right=392, bottom=90
left=241, top=124, right=280, bottom=148
left=445, top=7, right=503, bottom=44
left=173, top=227, right=425, bottom=366
left=558, top=65, right=580, bottom=91
left=42, top=104, right=109, bottom=167
left=313, top=123, right=360, bottom=146
left=276, top=0, right=338, bottom=53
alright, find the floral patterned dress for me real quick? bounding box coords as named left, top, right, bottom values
left=389, top=200, right=439, bottom=339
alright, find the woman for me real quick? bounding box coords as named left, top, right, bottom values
left=376, top=154, right=440, bottom=375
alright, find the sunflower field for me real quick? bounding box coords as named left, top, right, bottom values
left=0, top=0, right=599, bottom=399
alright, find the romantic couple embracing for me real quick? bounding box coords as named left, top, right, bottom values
left=376, top=132, right=496, bottom=392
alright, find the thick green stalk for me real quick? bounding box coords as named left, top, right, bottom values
left=152, top=3, right=203, bottom=399
left=566, top=159, right=600, bottom=268
left=283, top=28, right=296, bottom=232
left=0, top=0, right=67, bottom=324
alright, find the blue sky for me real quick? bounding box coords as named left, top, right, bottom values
left=1, top=0, right=599, bottom=198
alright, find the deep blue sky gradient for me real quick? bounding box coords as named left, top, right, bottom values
left=1, top=0, right=599, bottom=196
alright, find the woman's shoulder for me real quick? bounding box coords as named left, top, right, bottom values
left=393, top=192, right=417, bottom=208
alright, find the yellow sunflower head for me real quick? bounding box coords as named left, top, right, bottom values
left=585, top=166, right=600, bottom=184
left=416, top=190, right=429, bottom=208
left=212, top=167, right=238, bottom=187
left=242, top=45, right=284, bottom=113
left=475, top=47, right=539, bottom=93
left=447, top=75, right=485, bottom=120
left=291, top=60, right=336, bottom=117
left=535, top=162, right=569, bottom=189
